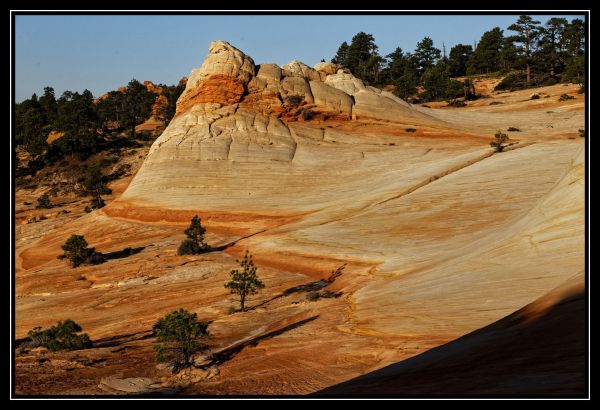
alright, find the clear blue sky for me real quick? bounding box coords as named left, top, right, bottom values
left=15, top=14, right=583, bottom=102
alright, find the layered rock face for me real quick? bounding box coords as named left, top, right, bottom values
left=121, top=40, right=445, bottom=211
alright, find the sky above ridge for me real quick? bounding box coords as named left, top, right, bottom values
left=14, top=14, right=584, bottom=102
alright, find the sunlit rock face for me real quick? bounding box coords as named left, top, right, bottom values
left=121, top=40, right=446, bottom=211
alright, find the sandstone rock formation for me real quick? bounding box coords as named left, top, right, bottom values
left=121, top=40, right=450, bottom=209
left=15, top=40, right=585, bottom=396
left=314, top=61, right=342, bottom=76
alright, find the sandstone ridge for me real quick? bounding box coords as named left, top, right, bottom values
left=121, top=40, right=447, bottom=210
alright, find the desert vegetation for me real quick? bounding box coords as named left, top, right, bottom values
left=224, top=250, right=265, bottom=311
left=35, top=193, right=53, bottom=209
left=15, top=79, right=185, bottom=182
left=153, top=309, right=209, bottom=372
left=178, top=215, right=209, bottom=255
left=58, top=234, right=105, bottom=267
left=490, top=131, right=509, bottom=152
left=559, top=93, right=575, bottom=101
left=24, top=319, right=92, bottom=351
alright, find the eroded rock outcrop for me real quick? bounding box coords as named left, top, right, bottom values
left=121, top=40, right=446, bottom=209
left=314, top=61, right=342, bottom=76
left=176, top=41, right=256, bottom=116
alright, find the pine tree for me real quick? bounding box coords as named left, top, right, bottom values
left=386, top=47, right=407, bottom=82
left=561, top=18, right=585, bottom=83
left=122, top=79, right=155, bottom=139
left=414, top=37, right=441, bottom=76
left=508, top=15, right=542, bottom=86
left=178, top=215, right=208, bottom=255
left=537, top=18, right=568, bottom=79
left=39, top=86, right=57, bottom=126
left=15, top=95, right=48, bottom=156
left=394, top=72, right=418, bottom=100
left=332, top=41, right=349, bottom=66
left=54, top=90, right=100, bottom=160
left=346, top=32, right=381, bottom=82
left=498, top=37, right=519, bottom=73
left=224, top=250, right=265, bottom=311
left=467, top=27, right=504, bottom=75
left=422, top=61, right=449, bottom=101
left=446, top=44, right=473, bottom=77
left=153, top=309, right=209, bottom=372
left=58, top=234, right=94, bottom=268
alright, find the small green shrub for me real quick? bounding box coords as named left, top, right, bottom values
left=490, top=131, right=509, bottom=152
left=558, top=93, right=575, bottom=101
left=494, top=72, right=527, bottom=91
left=507, top=127, right=521, bottom=132
left=25, top=320, right=92, bottom=351
left=405, top=128, right=417, bottom=133
left=530, top=94, right=540, bottom=100
left=35, top=193, right=53, bottom=209
left=25, top=326, right=53, bottom=348
left=446, top=100, right=467, bottom=107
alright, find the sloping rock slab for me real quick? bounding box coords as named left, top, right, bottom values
left=99, top=376, right=180, bottom=395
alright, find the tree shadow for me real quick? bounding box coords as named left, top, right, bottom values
left=84, top=246, right=146, bottom=266
left=243, top=263, right=347, bottom=311
left=102, top=246, right=146, bottom=261
left=208, top=315, right=319, bottom=366
left=93, top=329, right=154, bottom=348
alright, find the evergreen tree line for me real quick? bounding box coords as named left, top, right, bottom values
left=331, top=16, right=585, bottom=102
left=15, top=79, right=185, bottom=163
